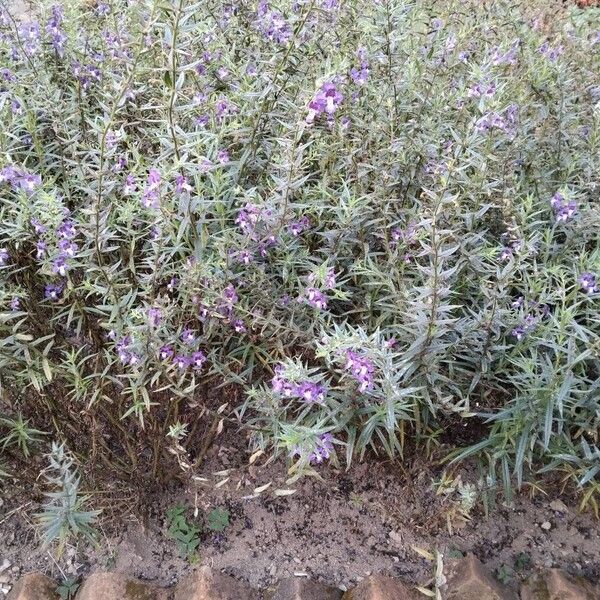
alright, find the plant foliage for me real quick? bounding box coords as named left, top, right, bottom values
left=0, top=0, right=598, bottom=506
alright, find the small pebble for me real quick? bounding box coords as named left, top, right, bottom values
left=549, top=499, right=569, bottom=514
left=541, top=521, right=552, bottom=530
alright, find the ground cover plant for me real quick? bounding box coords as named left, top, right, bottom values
left=0, top=0, right=599, bottom=540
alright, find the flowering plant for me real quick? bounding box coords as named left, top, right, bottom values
left=0, top=0, right=598, bottom=505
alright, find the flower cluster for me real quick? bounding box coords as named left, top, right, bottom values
left=475, top=104, right=518, bottom=133
left=255, top=1, right=292, bottom=44
left=1, top=165, right=42, bottom=194
left=550, top=192, right=577, bottom=222
left=71, top=60, right=102, bottom=90
left=115, top=335, right=140, bottom=366
left=468, top=79, right=496, bottom=99
left=20, top=21, right=41, bottom=56
left=306, top=82, right=344, bottom=125
left=499, top=238, right=523, bottom=262
left=271, top=364, right=326, bottom=404
left=491, top=39, right=520, bottom=66
left=142, top=169, right=162, bottom=209
left=302, top=287, right=327, bottom=310
left=288, top=216, right=310, bottom=236
left=539, top=41, right=564, bottom=62
left=579, top=272, right=597, bottom=294
left=511, top=315, right=538, bottom=341
left=344, top=350, right=375, bottom=392
left=292, top=433, right=334, bottom=464
left=46, top=4, right=67, bottom=57
left=350, top=47, right=369, bottom=86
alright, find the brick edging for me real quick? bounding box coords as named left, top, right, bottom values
left=6, top=557, right=600, bottom=599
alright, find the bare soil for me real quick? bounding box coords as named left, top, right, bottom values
left=1, top=436, right=599, bottom=595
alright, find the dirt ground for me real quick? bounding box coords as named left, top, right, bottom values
left=1, top=435, right=599, bottom=596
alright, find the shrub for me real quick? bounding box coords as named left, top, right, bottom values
left=0, top=0, right=598, bottom=507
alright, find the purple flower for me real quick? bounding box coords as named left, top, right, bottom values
left=195, top=114, right=210, bottom=128
left=511, top=314, right=537, bottom=341
left=20, top=21, right=41, bottom=56
left=539, top=41, right=563, bottom=62
left=174, top=354, right=191, bottom=370
left=0, top=68, right=15, bottom=82
left=175, top=174, right=192, bottom=194
left=512, top=296, right=524, bottom=309
left=193, top=92, right=207, bottom=105
left=288, top=216, right=310, bottom=236
left=198, top=303, right=210, bottom=321
left=391, top=222, right=417, bottom=246
left=58, top=238, right=78, bottom=257
left=309, top=433, right=334, bottom=464
left=46, top=4, right=67, bottom=58
left=44, top=280, right=64, bottom=301
left=52, top=255, right=69, bottom=276
left=238, top=250, right=253, bottom=265
left=142, top=168, right=161, bottom=209
left=123, top=174, right=137, bottom=194
left=350, top=48, right=369, bottom=85
left=15, top=172, right=41, bottom=194
left=579, top=272, right=597, bottom=294
left=96, top=3, right=110, bottom=16
left=180, top=328, right=196, bottom=345
left=223, top=283, right=238, bottom=306
left=167, top=277, right=179, bottom=292
left=271, top=364, right=327, bottom=404
left=303, top=287, right=328, bottom=310
left=306, top=82, right=344, bottom=124
left=296, top=381, right=326, bottom=404
left=271, top=365, right=296, bottom=397
left=217, top=149, right=230, bottom=164
left=10, top=296, right=20, bottom=311
left=57, top=219, right=76, bottom=239
left=467, top=80, right=496, bottom=99
left=215, top=96, right=237, bottom=122
left=115, top=336, right=133, bottom=364
left=148, top=307, right=162, bottom=327
left=105, top=130, right=118, bottom=150
left=190, top=350, right=207, bottom=369
left=385, top=337, right=397, bottom=349
left=0, top=166, right=19, bottom=184
left=232, top=318, right=247, bottom=333
left=476, top=112, right=507, bottom=132
left=350, top=66, right=369, bottom=86
left=491, top=39, right=520, bottom=66
left=159, top=345, right=175, bottom=360
left=31, top=218, right=47, bottom=235
left=236, top=203, right=261, bottom=234
left=345, top=350, right=375, bottom=392
left=0, top=247, right=8, bottom=266
left=550, top=192, right=577, bottom=222
left=499, top=239, right=522, bottom=261
left=258, top=235, right=277, bottom=256
left=34, top=240, right=46, bottom=259
left=324, top=268, right=337, bottom=289
left=255, top=2, right=292, bottom=44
